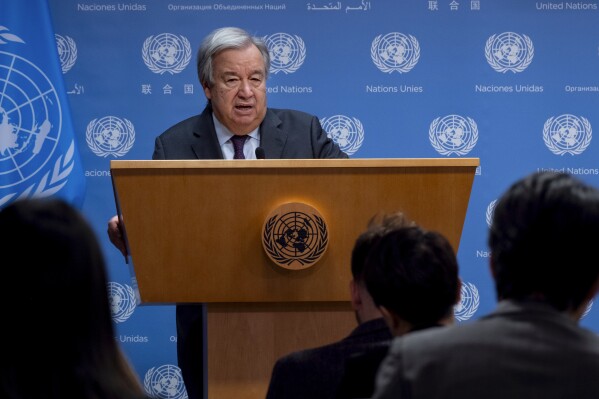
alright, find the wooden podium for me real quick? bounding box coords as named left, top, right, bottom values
left=110, top=158, right=478, bottom=399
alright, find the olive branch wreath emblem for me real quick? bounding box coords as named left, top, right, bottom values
left=263, top=213, right=328, bottom=268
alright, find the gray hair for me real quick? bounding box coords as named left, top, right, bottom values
left=196, top=27, right=270, bottom=87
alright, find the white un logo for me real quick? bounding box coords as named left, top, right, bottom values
left=107, top=282, right=136, bottom=323
left=55, top=34, right=77, bottom=74
left=371, top=32, right=420, bottom=73
left=144, top=364, right=188, bottom=399
left=454, top=281, right=480, bottom=322
left=485, top=32, right=534, bottom=73
left=85, top=115, right=135, bottom=157
left=142, top=33, right=192, bottom=75
left=320, top=115, right=364, bottom=156
left=543, top=114, right=592, bottom=156
left=0, top=30, right=76, bottom=205
left=485, top=199, right=497, bottom=228
left=263, top=32, right=306, bottom=74
left=429, top=114, right=478, bottom=156
left=583, top=300, right=593, bottom=319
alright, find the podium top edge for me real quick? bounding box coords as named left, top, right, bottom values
left=110, top=158, right=480, bottom=169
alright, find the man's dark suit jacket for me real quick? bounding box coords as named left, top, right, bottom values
left=153, top=104, right=348, bottom=399
left=335, top=324, right=442, bottom=399
left=153, top=104, right=348, bottom=160
left=265, top=318, right=392, bottom=399
left=335, top=341, right=390, bottom=399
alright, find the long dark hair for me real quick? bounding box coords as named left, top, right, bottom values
left=0, top=198, right=147, bottom=399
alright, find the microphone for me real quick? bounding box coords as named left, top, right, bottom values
left=255, top=147, right=266, bottom=159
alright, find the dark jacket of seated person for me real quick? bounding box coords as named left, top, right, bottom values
left=335, top=325, right=443, bottom=399
left=266, top=318, right=392, bottom=399
left=336, top=223, right=462, bottom=399
left=266, top=212, right=418, bottom=399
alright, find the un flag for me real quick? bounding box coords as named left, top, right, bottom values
left=0, top=0, right=86, bottom=208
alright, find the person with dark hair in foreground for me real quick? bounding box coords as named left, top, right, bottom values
left=266, top=212, right=461, bottom=399
left=372, top=171, right=599, bottom=399
left=265, top=213, right=406, bottom=399
left=336, top=219, right=461, bottom=398
left=107, top=26, right=347, bottom=399
left=0, top=198, right=148, bottom=399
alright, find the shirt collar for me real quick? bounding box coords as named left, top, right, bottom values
left=212, top=113, right=260, bottom=146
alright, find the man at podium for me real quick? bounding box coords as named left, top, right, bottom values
left=108, top=26, right=347, bottom=399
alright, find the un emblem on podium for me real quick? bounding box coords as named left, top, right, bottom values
left=262, top=203, right=329, bottom=270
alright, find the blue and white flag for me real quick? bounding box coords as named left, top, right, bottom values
left=0, top=0, right=85, bottom=208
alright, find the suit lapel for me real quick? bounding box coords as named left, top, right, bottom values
left=191, top=105, right=224, bottom=159
left=260, top=109, right=287, bottom=159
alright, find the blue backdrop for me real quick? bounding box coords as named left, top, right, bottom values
left=41, top=0, right=599, bottom=397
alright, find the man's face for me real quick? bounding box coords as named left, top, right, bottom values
left=203, top=45, right=267, bottom=135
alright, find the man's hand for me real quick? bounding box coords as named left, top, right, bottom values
left=107, top=215, right=128, bottom=259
